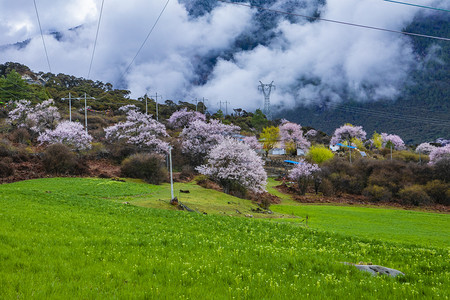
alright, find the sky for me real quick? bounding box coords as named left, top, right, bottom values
left=0, top=0, right=448, bottom=112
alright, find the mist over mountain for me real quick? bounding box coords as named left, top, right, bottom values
left=0, top=0, right=448, bottom=142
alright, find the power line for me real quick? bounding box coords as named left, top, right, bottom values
left=120, top=0, right=170, bottom=80
left=324, top=102, right=450, bottom=127
left=383, top=0, right=450, bottom=13
left=33, top=0, right=52, bottom=72
left=87, top=0, right=105, bottom=79
left=217, top=0, right=450, bottom=41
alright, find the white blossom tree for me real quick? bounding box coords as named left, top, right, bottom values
left=288, top=159, right=320, bottom=195
left=8, top=99, right=60, bottom=134
left=38, top=121, right=92, bottom=150
left=168, top=108, right=206, bottom=129
left=429, top=145, right=450, bottom=165
left=242, top=136, right=263, bottom=152
left=381, top=133, right=406, bottom=150
left=180, top=119, right=240, bottom=165
left=104, top=109, right=169, bottom=153
left=197, top=138, right=267, bottom=194
left=330, top=124, right=366, bottom=145
left=415, top=142, right=436, bottom=155
left=279, top=122, right=310, bottom=152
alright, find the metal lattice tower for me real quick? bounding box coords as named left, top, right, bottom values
left=258, top=81, right=275, bottom=120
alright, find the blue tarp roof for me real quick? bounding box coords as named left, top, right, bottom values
left=336, top=143, right=357, bottom=149
left=284, top=160, right=300, bottom=164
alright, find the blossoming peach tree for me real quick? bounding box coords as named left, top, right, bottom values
left=196, top=137, right=267, bottom=195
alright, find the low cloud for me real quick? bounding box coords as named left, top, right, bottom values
left=0, top=0, right=448, bottom=112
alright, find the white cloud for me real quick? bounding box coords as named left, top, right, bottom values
left=0, top=0, right=447, bottom=112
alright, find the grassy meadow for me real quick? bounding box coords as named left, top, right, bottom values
left=0, top=177, right=449, bottom=299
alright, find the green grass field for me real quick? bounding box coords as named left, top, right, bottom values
left=0, top=178, right=449, bottom=299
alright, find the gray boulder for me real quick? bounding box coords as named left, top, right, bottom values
left=344, top=263, right=404, bottom=277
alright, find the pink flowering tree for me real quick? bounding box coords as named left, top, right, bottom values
left=8, top=99, right=60, bottom=134
left=330, top=124, right=366, bottom=145
left=242, top=136, right=263, bottom=152
left=381, top=133, right=406, bottom=150
left=38, top=121, right=92, bottom=150
left=288, top=159, right=320, bottom=195
left=279, top=122, right=310, bottom=153
left=7, top=100, right=31, bottom=128
left=28, top=99, right=61, bottom=133
left=168, top=108, right=206, bottom=129
left=415, top=142, right=436, bottom=155
left=196, top=137, right=267, bottom=194
left=429, top=145, right=450, bottom=165
left=180, top=119, right=240, bottom=165
left=104, top=109, right=169, bottom=153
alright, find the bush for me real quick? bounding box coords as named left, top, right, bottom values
left=424, top=180, right=450, bottom=205
left=392, top=150, right=423, bottom=163
left=121, top=153, right=168, bottom=184
left=433, top=157, right=450, bottom=183
left=42, top=144, right=87, bottom=175
left=0, top=139, right=13, bottom=157
left=307, top=145, right=334, bottom=164
left=398, top=185, right=432, bottom=206
left=362, top=185, right=392, bottom=202
left=318, top=178, right=334, bottom=196
left=0, top=158, right=14, bottom=177
left=9, top=128, right=31, bottom=144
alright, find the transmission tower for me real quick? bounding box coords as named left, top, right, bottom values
left=258, top=81, right=275, bottom=120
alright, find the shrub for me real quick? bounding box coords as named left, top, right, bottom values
left=318, top=178, right=334, bottom=196
left=121, top=153, right=168, bottom=184
left=307, top=145, right=334, bottom=164
left=362, top=185, right=392, bottom=202
left=392, top=151, right=422, bottom=163
left=433, top=157, right=450, bottom=183
left=398, top=185, right=432, bottom=206
left=0, top=158, right=14, bottom=177
left=424, top=180, right=450, bottom=205
left=0, top=139, right=12, bottom=157
left=9, top=128, right=31, bottom=144
left=42, top=144, right=87, bottom=175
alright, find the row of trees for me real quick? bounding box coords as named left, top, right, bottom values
left=2, top=96, right=449, bottom=206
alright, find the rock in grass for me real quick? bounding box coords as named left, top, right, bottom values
left=344, top=262, right=404, bottom=277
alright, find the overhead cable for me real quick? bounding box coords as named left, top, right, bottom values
left=33, top=0, right=52, bottom=72
left=217, top=0, right=450, bottom=41
left=120, top=0, right=170, bottom=80
left=383, top=0, right=450, bottom=13
left=88, top=0, right=105, bottom=79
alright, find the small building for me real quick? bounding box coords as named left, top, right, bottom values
left=269, top=148, right=286, bottom=155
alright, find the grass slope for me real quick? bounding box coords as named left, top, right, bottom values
left=0, top=178, right=449, bottom=299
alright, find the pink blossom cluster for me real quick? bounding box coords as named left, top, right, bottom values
left=168, top=108, right=206, bottom=129
left=381, top=133, right=406, bottom=150
left=8, top=99, right=60, bottom=133
left=330, top=124, right=366, bottom=145
left=288, top=159, right=320, bottom=182
left=38, top=121, right=92, bottom=150
left=196, top=137, right=267, bottom=194
left=118, top=104, right=138, bottom=113
left=415, top=142, right=436, bottom=155
left=104, top=109, right=169, bottom=153
left=428, top=145, right=450, bottom=165
left=279, top=122, right=310, bottom=150
left=180, top=119, right=240, bottom=160
left=242, top=136, right=262, bottom=151
left=7, top=100, right=31, bottom=128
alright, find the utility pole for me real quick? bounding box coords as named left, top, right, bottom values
left=201, top=97, right=208, bottom=114
left=144, top=93, right=148, bottom=114
left=218, top=101, right=230, bottom=115
left=149, top=92, right=161, bottom=121
left=67, top=93, right=95, bottom=134
left=168, top=146, right=174, bottom=201
left=61, top=92, right=73, bottom=122
left=258, top=81, right=275, bottom=120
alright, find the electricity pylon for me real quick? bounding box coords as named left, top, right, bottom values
left=258, top=81, right=275, bottom=120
